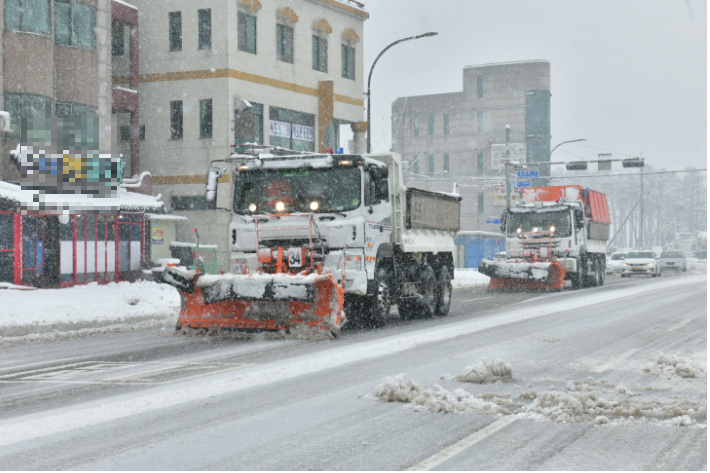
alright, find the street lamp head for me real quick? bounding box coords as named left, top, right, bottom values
left=420, top=32, right=438, bottom=37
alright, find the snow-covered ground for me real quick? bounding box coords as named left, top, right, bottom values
left=0, top=269, right=491, bottom=344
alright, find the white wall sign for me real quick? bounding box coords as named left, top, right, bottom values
left=490, top=143, right=526, bottom=170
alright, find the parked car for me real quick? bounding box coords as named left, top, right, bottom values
left=659, top=251, right=687, bottom=272
left=606, top=251, right=626, bottom=274
left=621, top=250, right=661, bottom=278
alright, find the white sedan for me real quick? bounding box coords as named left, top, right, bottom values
left=606, top=252, right=626, bottom=274
left=621, top=250, right=661, bottom=277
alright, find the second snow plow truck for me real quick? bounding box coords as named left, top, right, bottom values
left=478, top=185, right=610, bottom=291
left=162, top=148, right=461, bottom=337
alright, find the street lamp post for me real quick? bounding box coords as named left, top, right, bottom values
left=549, top=138, right=586, bottom=158
left=366, top=32, right=438, bottom=154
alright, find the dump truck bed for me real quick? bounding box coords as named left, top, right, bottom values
left=521, top=185, right=610, bottom=223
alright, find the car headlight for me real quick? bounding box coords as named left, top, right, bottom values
left=645, top=263, right=655, bottom=267
left=622, top=262, right=630, bottom=267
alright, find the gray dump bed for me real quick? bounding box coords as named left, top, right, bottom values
left=406, top=188, right=461, bottom=232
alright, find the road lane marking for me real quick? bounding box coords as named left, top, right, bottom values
left=592, top=348, right=641, bottom=373
left=459, top=297, right=492, bottom=302
left=407, top=416, right=517, bottom=471
left=0, top=274, right=704, bottom=449
left=668, top=319, right=691, bottom=331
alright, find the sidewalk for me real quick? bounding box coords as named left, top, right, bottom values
left=0, top=270, right=491, bottom=345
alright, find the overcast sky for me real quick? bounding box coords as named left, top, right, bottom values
left=360, top=0, right=707, bottom=171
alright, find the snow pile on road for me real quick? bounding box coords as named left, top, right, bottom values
left=0, top=281, right=180, bottom=343
left=367, top=374, right=510, bottom=415
left=643, top=352, right=706, bottom=379
left=452, top=269, right=490, bottom=288
left=368, top=372, right=706, bottom=428
left=450, top=358, right=513, bottom=384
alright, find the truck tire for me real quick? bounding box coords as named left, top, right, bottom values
left=434, top=266, right=452, bottom=317
left=588, top=257, right=601, bottom=287
left=571, top=254, right=587, bottom=290
left=365, top=267, right=391, bottom=328
left=598, top=259, right=606, bottom=286
left=419, top=266, right=436, bottom=318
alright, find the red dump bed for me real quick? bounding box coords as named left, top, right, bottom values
left=521, top=185, right=611, bottom=224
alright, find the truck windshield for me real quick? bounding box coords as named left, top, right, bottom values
left=507, top=210, right=572, bottom=237
left=233, top=167, right=361, bottom=214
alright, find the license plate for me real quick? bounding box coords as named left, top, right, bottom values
left=632, top=267, right=642, bottom=270
left=667, top=262, right=675, bottom=265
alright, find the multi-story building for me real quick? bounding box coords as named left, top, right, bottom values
left=129, top=0, right=369, bottom=268
left=391, top=60, right=551, bottom=232
left=1, top=0, right=141, bottom=180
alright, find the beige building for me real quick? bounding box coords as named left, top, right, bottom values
left=391, top=60, right=551, bottom=232
left=129, top=0, right=369, bottom=268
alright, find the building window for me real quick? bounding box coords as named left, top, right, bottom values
left=444, top=153, right=450, bottom=173
left=428, top=115, right=434, bottom=136
left=4, top=92, right=52, bottom=141
left=140, top=125, right=146, bottom=140
left=277, top=24, right=294, bottom=63
left=268, top=106, right=315, bottom=152
left=112, top=24, right=124, bottom=56
left=341, top=44, right=355, bottom=80
left=478, top=191, right=484, bottom=213
left=200, top=99, right=213, bottom=138
left=119, top=126, right=130, bottom=141
left=170, top=101, right=183, bottom=139
left=413, top=116, right=419, bottom=137
left=238, top=11, right=257, bottom=54
left=412, top=154, right=420, bottom=174
left=198, top=9, right=211, bottom=50
left=312, top=35, right=327, bottom=73
left=477, top=76, right=484, bottom=97
left=5, top=0, right=51, bottom=35
left=443, top=114, right=449, bottom=135
left=477, top=111, right=483, bottom=133
left=428, top=155, right=434, bottom=173
left=169, top=11, right=182, bottom=51
left=55, top=1, right=96, bottom=50
left=477, top=151, right=484, bottom=171
left=235, top=101, right=264, bottom=146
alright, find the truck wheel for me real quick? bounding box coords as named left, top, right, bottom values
left=419, top=266, right=437, bottom=318
left=434, top=266, right=452, bottom=317
left=365, top=267, right=390, bottom=328
left=397, top=299, right=417, bottom=320
left=588, top=258, right=601, bottom=287
left=598, top=260, right=606, bottom=287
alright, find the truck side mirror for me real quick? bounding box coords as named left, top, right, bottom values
left=205, top=166, right=227, bottom=208
left=575, top=210, right=584, bottom=229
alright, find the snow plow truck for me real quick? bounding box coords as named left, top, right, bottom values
left=162, top=148, right=461, bottom=337
left=478, top=185, right=610, bottom=291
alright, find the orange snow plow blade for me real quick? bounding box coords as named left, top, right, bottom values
left=163, top=266, right=346, bottom=337
left=478, top=259, right=566, bottom=291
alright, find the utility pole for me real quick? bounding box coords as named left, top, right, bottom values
left=639, top=170, right=644, bottom=247
left=505, top=125, right=511, bottom=210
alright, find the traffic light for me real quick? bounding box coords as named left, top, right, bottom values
left=566, top=161, right=588, bottom=171
left=622, top=158, right=644, bottom=168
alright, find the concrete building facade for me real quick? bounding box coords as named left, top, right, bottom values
left=129, top=0, right=369, bottom=268
left=391, top=60, right=551, bottom=232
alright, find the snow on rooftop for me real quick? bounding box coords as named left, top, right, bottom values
left=0, top=180, right=165, bottom=213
